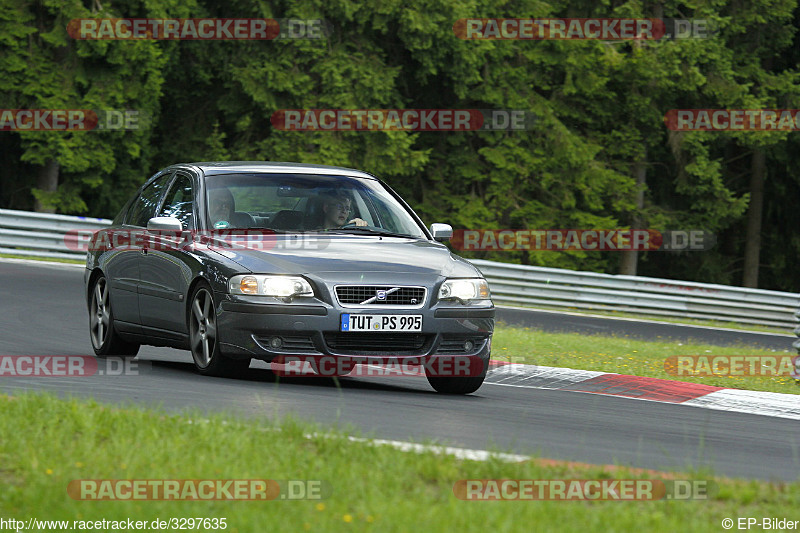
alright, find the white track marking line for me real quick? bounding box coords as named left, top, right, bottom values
left=326, top=434, right=530, bottom=463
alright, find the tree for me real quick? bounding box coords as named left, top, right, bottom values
left=0, top=0, right=192, bottom=216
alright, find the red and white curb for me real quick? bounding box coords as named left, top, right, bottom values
left=486, top=362, right=800, bottom=421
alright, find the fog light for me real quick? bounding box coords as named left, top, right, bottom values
left=464, top=340, right=474, bottom=352
left=270, top=337, right=283, bottom=349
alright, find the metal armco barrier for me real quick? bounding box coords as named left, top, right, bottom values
left=0, top=208, right=110, bottom=260
left=0, top=208, right=797, bottom=329
left=471, top=260, right=800, bottom=329
left=794, top=310, right=800, bottom=355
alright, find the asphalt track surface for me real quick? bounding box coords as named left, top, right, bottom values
left=0, top=261, right=798, bottom=481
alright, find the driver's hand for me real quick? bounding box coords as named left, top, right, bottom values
left=347, top=218, right=368, bottom=227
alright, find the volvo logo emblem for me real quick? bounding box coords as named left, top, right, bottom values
left=359, top=287, right=401, bottom=305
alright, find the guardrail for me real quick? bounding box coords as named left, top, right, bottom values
left=795, top=310, right=800, bottom=355
left=0, top=208, right=110, bottom=260
left=0, top=208, right=797, bottom=329
left=471, top=260, right=800, bottom=329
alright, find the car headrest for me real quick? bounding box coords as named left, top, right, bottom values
left=269, top=210, right=304, bottom=230
left=230, top=211, right=257, bottom=228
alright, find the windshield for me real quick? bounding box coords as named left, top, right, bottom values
left=204, top=173, right=426, bottom=238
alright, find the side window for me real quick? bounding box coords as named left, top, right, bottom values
left=111, top=197, right=133, bottom=226
left=127, top=172, right=174, bottom=227
left=159, top=173, right=195, bottom=229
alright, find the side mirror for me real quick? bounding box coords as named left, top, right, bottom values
left=147, top=217, right=183, bottom=232
left=430, top=223, right=453, bottom=242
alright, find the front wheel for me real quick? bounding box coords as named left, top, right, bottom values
left=89, top=275, right=140, bottom=358
left=189, top=283, right=250, bottom=377
left=426, top=355, right=488, bottom=394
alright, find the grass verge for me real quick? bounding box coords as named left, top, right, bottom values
left=492, top=325, right=800, bottom=395
left=0, top=393, right=797, bottom=532
left=0, top=253, right=84, bottom=264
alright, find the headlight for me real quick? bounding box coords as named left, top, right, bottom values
left=438, top=278, right=490, bottom=303
left=229, top=275, right=314, bottom=299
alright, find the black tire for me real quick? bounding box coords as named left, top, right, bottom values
left=188, top=282, right=250, bottom=377
left=426, top=354, right=489, bottom=394
left=89, top=275, right=140, bottom=358
left=314, top=363, right=355, bottom=377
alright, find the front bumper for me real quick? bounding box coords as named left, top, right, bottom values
left=215, top=293, right=495, bottom=363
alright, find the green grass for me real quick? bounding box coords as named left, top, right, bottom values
left=0, top=393, right=796, bottom=533
left=492, top=324, right=800, bottom=394
left=506, top=303, right=793, bottom=335
left=0, top=252, right=84, bottom=264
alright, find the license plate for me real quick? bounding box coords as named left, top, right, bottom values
left=340, top=314, right=422, bottom=332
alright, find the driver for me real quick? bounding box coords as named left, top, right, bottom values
left=320, top=191, right=367, bottom=229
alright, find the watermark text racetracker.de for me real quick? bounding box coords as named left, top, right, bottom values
left=68, top=479, right=331, bottom=500
left=665, top=109, right=800, bottom=131
left=270, top=109, right=536, bottom=131
left=66, top=229, right=331, bottom=253
left=665, top=355, right=800, bottom=378
left=450, top=229, right=714, bottom=251
left=0, top=109, right=143, bottom=131
left=454, top=479, right=716, bottom=500
left=0, top=356, right=141, bottom=377
left=270, top=354, right=490, bottom=378
left=453, top=18, right=716, bottom=40
left=67, top=18, right=333, bottom=40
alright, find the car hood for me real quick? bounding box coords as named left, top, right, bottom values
left=208, top=235, right=482, bottom=279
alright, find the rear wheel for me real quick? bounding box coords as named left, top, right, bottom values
left=89, top=275, right=140, bottom=358
left=189, top=283, right=250, bottom=377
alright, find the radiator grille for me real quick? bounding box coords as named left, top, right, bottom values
left=335, top=286, right=426, bottom=307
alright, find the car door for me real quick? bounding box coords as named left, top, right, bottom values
left=138, top=170, right=197, bottom=336
left=106, top=170, right=174, bottom=332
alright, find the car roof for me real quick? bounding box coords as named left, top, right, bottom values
left=171, top=161, right=378, bottom=180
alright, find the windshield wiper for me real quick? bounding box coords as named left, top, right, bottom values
left=325, top=227, right=418, bottom=239
left=225, top=228, right=307, bottom=233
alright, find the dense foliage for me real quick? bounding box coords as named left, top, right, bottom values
left=2, top=0, right=799, bottom=290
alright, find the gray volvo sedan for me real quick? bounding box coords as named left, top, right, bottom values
left=85, top=162, right=495, bottom=394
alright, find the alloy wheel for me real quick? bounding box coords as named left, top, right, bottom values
left=90, top=278, right=111, bottom=350
left=190, top=288, right=217, bottom=368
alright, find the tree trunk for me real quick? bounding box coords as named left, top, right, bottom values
left=742, top=149, right=765, bottom=288
left=33, top=159, right=59, bottom=213
left=619, top=156, right=647, bottom=276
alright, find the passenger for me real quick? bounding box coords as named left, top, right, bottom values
left=208, top=188, right=235, bottom=229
